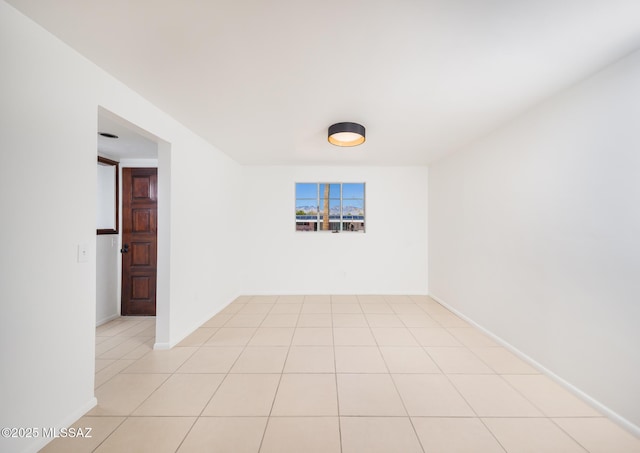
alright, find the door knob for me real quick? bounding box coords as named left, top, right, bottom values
left=120, top=244, right=129, bottom=253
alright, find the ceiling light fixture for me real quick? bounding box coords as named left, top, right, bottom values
left=328, top=122, right=365, bottom=147
left=98, top=132, right=119, bottom=139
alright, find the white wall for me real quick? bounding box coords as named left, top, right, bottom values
left=96, top=162, right=116, bottom=230
left=429, top=50, right=640, bottom=431
left=241, top=166, right=428, bottom=295
left=95, top=158, right=119, bottom=325
left=96, top=235, right=119, bottom=325
left=0, top=3, right=242, bottom=452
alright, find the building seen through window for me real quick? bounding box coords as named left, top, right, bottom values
left=295, top=183, right=365, bottom=232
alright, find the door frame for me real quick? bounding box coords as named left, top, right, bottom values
left=117, top=161, right=158, bottom=317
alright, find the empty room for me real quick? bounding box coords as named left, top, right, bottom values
left=1, top=1, right=639, bottom=452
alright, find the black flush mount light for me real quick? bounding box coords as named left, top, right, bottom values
left=328, top=122, right=365, bottom=147
left=98, top=132, right=119, bottom=139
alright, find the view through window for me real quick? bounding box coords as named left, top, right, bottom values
left=295, top=183, right=365, bottom=232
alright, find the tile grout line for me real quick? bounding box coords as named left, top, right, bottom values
left=91, top=320, right=156, bottom=451
left=220, top=295, right=275, bottom=453
left=170, top=308, right=242, bottom=453
left=96, top=297, right=257, bottom=452
left=176, top=295, right=276, bottom=452
left=332, top=295, right=344, bottom=453
left=256, top=294, right=301, bottom=453
left=374, top=295, right=427, bottom=453
left=548, top=417, right=596, bottom=453
left=454, top=318, right=602, bottom=449
left=88, top=415, right=129, bottom=452
left=94, top=320, right=158, bottom=389
left=405, top=301, right=511, bottom=453
left=91, top=318, right=174, bottom=451
left=491, top=373, right=595, bottom=452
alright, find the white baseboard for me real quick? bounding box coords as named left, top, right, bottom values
left=238, top=291, right=430, bottom=296
left=153, top=342, right=171, bottom=350
left=169, top=296, right=242, bottom=349
left=23, top=397, right=97, bottom=453
left=95, top=313, right=119, bottom=327
left=429, top=294, right=640, bottom=438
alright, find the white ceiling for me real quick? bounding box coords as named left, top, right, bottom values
left=98, top=112, right=158, bottom=160
left=8, top=0, right=640, bottom=165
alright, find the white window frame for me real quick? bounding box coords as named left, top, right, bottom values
left=295, top=182, right=365, bottom=233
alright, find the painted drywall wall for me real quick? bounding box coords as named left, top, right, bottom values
left=95, top=157, right=119, bottom=325
left=429, top=49, right=640, bottom=430
left=241, top=166, right=428, bottom=295
left=96, top=163, right=116, bottom=230
left=96, top=235, right=119, bottom=325
left=0, top=3, right=242, bottom=452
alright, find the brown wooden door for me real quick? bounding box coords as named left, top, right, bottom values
left=121, top=168, right=157, bottom=316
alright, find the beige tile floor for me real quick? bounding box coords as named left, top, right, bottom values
left=41, top=295, right=640, bottom=453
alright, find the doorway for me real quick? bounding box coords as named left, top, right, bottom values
left=97, top=106, right=171, bottom=349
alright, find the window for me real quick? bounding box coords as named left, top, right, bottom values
left=97, top=156, right=119, bottom=235
left=295, top=182, right=365, bottom=232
